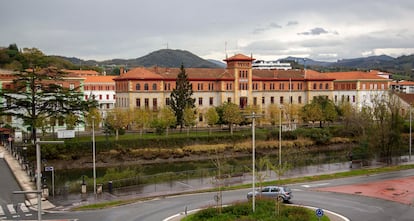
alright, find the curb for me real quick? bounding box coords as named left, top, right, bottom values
left=162, top=204, right=350, bottom=221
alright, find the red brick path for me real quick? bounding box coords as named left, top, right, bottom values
left=317, top=176, right=414, bottom=205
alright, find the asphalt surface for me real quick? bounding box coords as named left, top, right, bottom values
left=2, top=143, right=414, bottom=221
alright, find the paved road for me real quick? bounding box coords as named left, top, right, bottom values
left=40, top=170, right=414, bottom=221
left=0, top=158, right=34, bottom=220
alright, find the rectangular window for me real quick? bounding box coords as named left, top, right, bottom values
left=106, top=94, right=109, bottom=100
left=99, top=95, right=102, bottom=100
left=227, top=97, right=232, bottom=103
left=153, top=98, right=158, bottom=111
left=144, top=98, right=149, bottom=109
left=253, top=97, right=257, bottom=106
left=298, top=96, right=302, bottom=104
left=270, top=96, right=274, bottom=104
left=352, top=95, right=356, bottom=102
left=69, top=83, right=75, bottom=90
left=262, top=96, right=265, bottom=104
left=209, top=97, right=214, bottom=106
left=136, top=98, right=141, bottom=107
left=198, top=97, right=203, bottom=106
left=280, top=96, right=284, bottom=104
left=165, top=97, right=170, bottom=106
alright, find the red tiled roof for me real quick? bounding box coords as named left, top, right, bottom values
left=62, top=69, right=100, bottom=76
left=115, top=67, right=164, bottom=80
left=324, top=71, right=388, bottom=80
left=395, top=93, right=414, bottom=105
left=390, top=81, right=414, bottom=86
left=253, top=69, right=304, bottom=80
left=223, top=54, right=255, bottom=62
left=84, top=76, right=115, bottom=83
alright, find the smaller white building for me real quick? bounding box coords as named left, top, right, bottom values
left=252, top=60, right=292, bottom=70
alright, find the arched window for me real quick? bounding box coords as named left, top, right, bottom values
left=152, top=83, right=157, bottom=90
left=325, top=83, right=329, bottom=90
left=135, top=83, right=140, bottom=90
left=144, top=83, right=149, bottom=90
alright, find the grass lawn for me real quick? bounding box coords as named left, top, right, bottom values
left=181, top=199, right=330, bottom=221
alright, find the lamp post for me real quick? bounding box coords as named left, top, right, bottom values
left=410, top=105, right=412, bottom=161
left=35, top=140, right=63, bottom=221
left=92, top=116, right=96, bottom=195
left=245, top=112, right=262, bottom=212
left=279, top=106, right=283, bottom=167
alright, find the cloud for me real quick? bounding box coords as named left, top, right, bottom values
left=298, top=27, right=330, bottom=35
left=286, top=21, right=298, bottom=26
left=252, top=22, right=282, bottom=34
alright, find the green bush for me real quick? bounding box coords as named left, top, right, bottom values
left=296, top=128, right=332, bottom=145
left=182, top=199, right=317, bottom=221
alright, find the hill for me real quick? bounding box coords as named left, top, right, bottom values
left=91, top=49, right=221, bottom=68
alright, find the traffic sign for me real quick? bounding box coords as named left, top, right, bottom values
left=315, top=208, right=324, bottom=217
left=45, top=166, right=54, bottom=172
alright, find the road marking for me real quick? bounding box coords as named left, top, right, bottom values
left=20, top=203, right=30, bottom=213
left=0, top=152, right=3, bottom=158
left=7, top=204, right=16, bottom=214
left=0, top=206, right=4, bottom=215
left=301, top=183, right=330, bottom=188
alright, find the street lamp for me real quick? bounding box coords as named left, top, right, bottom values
left=279, top=106, right=283, bottom=167
left=245, top=112, right=262, bottom=212
left=92, top=116, right=96, bottom=195
left=410, top=105, right=412, bottom=161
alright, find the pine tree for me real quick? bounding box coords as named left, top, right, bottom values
left=170, top=64, right=195, bottom=130
left=0, top=67, right=97, bottom=143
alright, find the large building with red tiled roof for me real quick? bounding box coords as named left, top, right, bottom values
left=83, top=75, right=116, bottom=118
left=114, top=54, right=391, bottom=126
left=324, top=70, right=390, bottom=109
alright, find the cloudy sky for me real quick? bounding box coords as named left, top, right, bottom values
left=1, top=0, right=413, bottom=62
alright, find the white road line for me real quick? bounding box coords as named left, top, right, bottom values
left=301, top=183, right=330, bottom=188
left=0, top=206, right=4, bottom=216
left=7, top=204, right=16, bottom=214
left=20, top=203, right=29, bottom=213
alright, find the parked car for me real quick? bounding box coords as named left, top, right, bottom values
left=247, top=186, right=292, bottom=202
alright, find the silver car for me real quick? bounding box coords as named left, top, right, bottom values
left=247, top=186, right=292, bottom=202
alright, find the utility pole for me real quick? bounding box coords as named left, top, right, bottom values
left=245, top=112, right=263, bottom=212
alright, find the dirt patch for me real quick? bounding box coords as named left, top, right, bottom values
left=316, top=176, right=414, bottom=205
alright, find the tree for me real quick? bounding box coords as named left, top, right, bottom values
left=132, top=108, right=152, bottom=136
left=150, top=107, right=176, bottom=135
left=205, top=107, right=219, bottom=135
left=221, top=102, right=243, bottom=134
left=105, top=108, right=130, bottom=140
left=0, top=66, right=96, bottom=143
left=183, top=106, right=197, bottom=135
left=368, top=93, right=404, bottom=164
left=65, top=113, right=79, bottom=130
left=266, top=104, right=283, bottom=128
left=85, top=108, right=102, bottom=131
left=301, top=96, right=337, bottom=127
left=169, top=64, right=195, bottom=131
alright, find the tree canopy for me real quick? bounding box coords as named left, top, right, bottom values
left=169, top=64, right=195, bottom=130
left=0, top=67, right=97, bottom=142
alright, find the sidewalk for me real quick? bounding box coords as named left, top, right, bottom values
left=49, top=160, right=358, bottom=211
left=0, top=144, right=56, bottom=210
